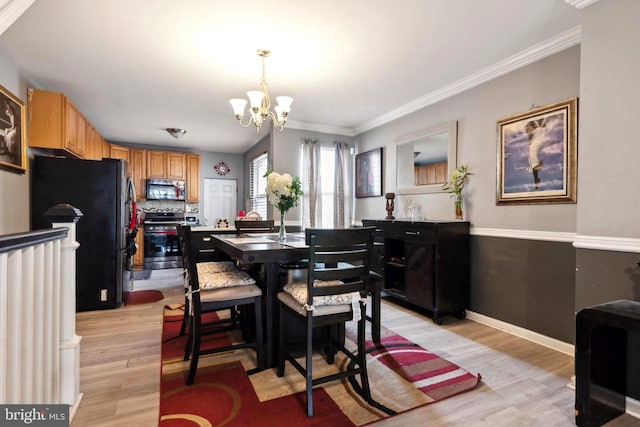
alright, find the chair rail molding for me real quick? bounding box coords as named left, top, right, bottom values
left=0, top=0, right=35, bottom=36
left=471, top=227, right=640, bottom=253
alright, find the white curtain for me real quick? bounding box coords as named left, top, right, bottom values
left=334, top=141, right=353, bottom=228
left=301, top=138, right=320, bottom=228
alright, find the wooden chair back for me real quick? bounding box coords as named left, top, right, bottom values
left=305, top=227, right=375, bottom=303
left=235, top=219, right=275, bottom=233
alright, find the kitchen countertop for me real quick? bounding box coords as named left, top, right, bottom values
left=190, top=226, right=237, bottom=232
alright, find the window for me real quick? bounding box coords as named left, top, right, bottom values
left=302, top=142, right=353, bottom=228
left=249, top=152, right=268, bottom=219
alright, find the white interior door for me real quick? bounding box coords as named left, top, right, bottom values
left=203, top=178, right=237, bottom=226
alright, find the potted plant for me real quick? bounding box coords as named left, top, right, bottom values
left=442, top=164, right=472, bottom=220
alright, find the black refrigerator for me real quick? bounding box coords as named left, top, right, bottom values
left=31, top=156, right=130, bottom=311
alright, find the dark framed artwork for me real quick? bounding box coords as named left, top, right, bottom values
left=0, top=84, right=26, bottom=173
left=355, top=147, right=383, bottom=198
left=496, top=98, right=577, bottom=205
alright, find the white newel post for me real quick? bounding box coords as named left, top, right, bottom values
left=44, top=204, right=84, bottom=417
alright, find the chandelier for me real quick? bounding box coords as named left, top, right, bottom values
left=229, top=49, right=293, bottom=132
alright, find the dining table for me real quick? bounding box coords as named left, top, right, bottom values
left=207, top=231, right=382, bottom=368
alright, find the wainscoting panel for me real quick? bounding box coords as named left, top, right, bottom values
left=470, top=235, right=576, bottom=344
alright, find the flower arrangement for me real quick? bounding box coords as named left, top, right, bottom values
left=442, top=164, right=472, bottom=220
left=442, top=164, right=472, bottom=197
left=265, top=169, right=303, bottom=214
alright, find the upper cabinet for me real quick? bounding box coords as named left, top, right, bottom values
left=109, top=144, right=130, bottom=165
left=28, top=88, right=109, bottom=160
left=186, top=153, right=200, bottom=202
left=129, top=148, right=147, bottom=200
left=147, top=151, right=186, bottom=180
left=167, top=152, right=186, bottom=180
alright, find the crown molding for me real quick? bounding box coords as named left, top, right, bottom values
left=354, top=25, right=582, bottom=135
left=564, top=0, right=600, bottom=9
left=0, top=0, right=35, bottom=36
left=285, top=119, right=355, bottom=137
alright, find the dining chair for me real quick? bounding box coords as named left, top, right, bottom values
left=276, top=227, right=375, bottom=417
left=177, top=224, right=264, bottom=385
left=234, top=219, right=275, bottom=233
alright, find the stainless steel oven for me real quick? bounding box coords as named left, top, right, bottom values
left=143, top=212, right=184, bottom=270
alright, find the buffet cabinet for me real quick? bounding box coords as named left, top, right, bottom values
left=363, top=219, right=470, bottom=324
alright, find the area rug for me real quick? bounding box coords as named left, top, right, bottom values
left=123, top=289, right=164, bottom=306
left=159, top=305, right=481, bottom=426
left=132, top=269, right=153, bottom=280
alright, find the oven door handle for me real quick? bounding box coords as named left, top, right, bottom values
left=147, top=230, right=178, bottom=235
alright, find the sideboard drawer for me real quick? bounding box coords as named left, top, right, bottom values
left=393, top=224, right=435, bottom=242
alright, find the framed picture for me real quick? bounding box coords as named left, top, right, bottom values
left=0, top=84, right=26, bottom=173
left=496, top=98, right=577, bottom=205
left=355, top=147, right=383, bottom=198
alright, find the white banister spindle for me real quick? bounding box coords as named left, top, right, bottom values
left=6, top=248, right=22, bottom=403
left=33, top=243, right=45, bottom=403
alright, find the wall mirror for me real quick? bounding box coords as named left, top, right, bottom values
left=395, top=120, right=458, bottom=194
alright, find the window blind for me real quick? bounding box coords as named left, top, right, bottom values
left=249, top=152, right=268, bottom=219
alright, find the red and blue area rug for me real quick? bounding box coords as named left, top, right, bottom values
left=159, top=305, right=481, bottom=426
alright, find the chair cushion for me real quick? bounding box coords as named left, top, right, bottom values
left=198, top=270, right=256, bottom=290
left=277, top=291, right=352, bottom=317
left=283, top=280, right=355, bottom=306
left=201, top=284, right=262, bottom=303
left=196, top=261, right=238, bottom=275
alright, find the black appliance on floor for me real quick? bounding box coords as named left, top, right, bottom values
left=31, top=156, right=131, bottom=311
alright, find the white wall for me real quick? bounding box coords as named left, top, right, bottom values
left=0, top=48, right=30, bottom=234
left=354, top=46, right=581, bottom=231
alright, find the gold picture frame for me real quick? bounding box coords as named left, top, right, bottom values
left=497, top=98, right=577, bottom=205
left=0, top=84, right=26, bottom=173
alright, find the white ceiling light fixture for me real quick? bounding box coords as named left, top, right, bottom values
left=166, top=128, right=187, bottom=139
left=229, top=49, right=293, bottom=132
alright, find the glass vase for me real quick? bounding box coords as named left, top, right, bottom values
left=454, top=194, right=464, bottom=220
left=278, top=211, right=287, bottom=242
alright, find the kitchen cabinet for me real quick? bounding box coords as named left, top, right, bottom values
left=109, top=144, right=130, bottom=169
left=362, top=219, right=470, bottom=324
left=147, top=151, right=167, bottom=178
left=167, top=152, right=186, bottom=180
left=133, top=226, right=144, bottom=268
left=28, top=89, right=88, bottom=158
left=186, top=153, right=200, bottom=202
left=129, top=148, right=147, bottom=200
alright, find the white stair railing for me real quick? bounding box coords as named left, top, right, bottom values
left=0, top=204, right=83, bottom=418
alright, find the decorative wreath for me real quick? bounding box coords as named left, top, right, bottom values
left=214, top=161, right=230, bottom=176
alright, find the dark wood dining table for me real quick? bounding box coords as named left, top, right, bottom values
left=207, top=232, right=381, bottom=368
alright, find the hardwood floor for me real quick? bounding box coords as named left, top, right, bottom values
left=71, top=269, right=639, bottom=426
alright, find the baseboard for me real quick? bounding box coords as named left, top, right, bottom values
left=466, top=310, right=574, bottom=356
left=627, top=397, right=640, bottom=419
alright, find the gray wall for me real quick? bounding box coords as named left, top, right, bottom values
left=575, top=0, right=640, bottom=311
left=355, top=46, right=581, bottom=342
left=0, top=49, right=30, bottom=234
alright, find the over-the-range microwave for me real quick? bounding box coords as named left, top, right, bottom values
left=145, top=178, right=186, bottom=201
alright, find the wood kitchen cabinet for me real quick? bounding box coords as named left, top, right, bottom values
left=109, top=144, right=130, bottom=168
left=362, top=219, right=470, bottom=324
left=133, top=226, right=144, bottom=268
left=186, top=153, right=200, bottom=202
left=129, top=148, right=147, bottom=200
left=28, top=88, right=88, bottom=158
left=146, top=151, right=186, bottom=180
left=167, top=152, right=186, bottom=180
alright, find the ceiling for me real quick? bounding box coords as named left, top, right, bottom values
left=0, top=0, right=581, bottom=154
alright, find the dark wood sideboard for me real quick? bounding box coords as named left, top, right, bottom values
left=363, top=219, right=470, bottom=324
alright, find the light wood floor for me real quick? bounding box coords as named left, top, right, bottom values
left=71, top=269, right=639, bottom=426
